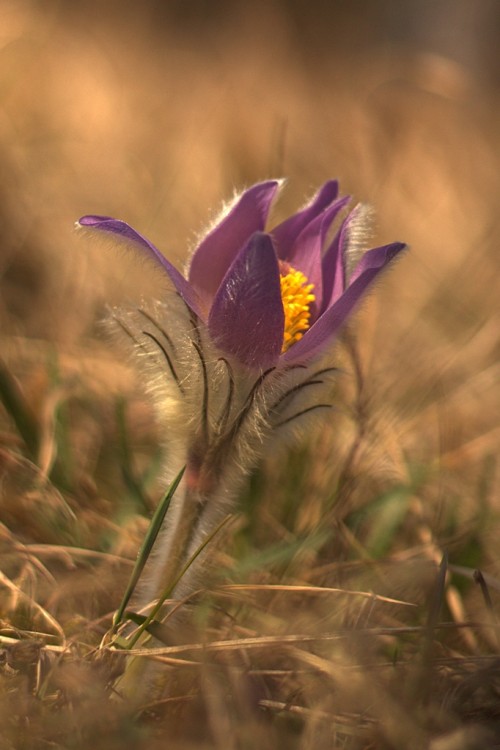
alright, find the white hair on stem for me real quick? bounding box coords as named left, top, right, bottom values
left=106, top=290, right=338, bottom=702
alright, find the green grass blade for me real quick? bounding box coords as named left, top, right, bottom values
left=126, top=513, right=234, bottom=649
left=0, top=356, right=39, bottom=458
left=112, top=465, right=186, bottom=632
left=46, top=352, right=76, bottom=491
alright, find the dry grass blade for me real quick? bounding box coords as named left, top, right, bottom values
left=0, top=569, right=66, bottom=645
left=220, top=583, right=417, bottom=608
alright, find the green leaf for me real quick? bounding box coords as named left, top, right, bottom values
left=112, top=465, right=186, bottom=632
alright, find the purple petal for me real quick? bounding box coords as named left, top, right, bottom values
left=78, top=216, right=202, bottom=317
left=208, top=233, right=284, bottom=369
left=320, top=209, right=352, bottom=313
left=287, top=196, right=351, bottom=316
left=349, top=242, right=406, bottom=284
left=188, top=181, right=280, bottom=309
left=272, top=180, right=339, bottom=260
left=283, top=242, right=406, bottom=363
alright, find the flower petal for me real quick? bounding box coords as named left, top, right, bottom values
left=283, top=241, right=406, bottom=363
left=349, top=242, right=406, bottom=285
left=287, top=196, right=351, bottom=316
left=272, top=180, right=339, bottom=259
left=208, top=232, right=284, bottom=369
left=188, top=181, right=280, bottom=309
left=77, top=216, right=202, bottom=316
left=320, top=210, right=352, bottom=313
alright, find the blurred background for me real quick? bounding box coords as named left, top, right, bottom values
left=2, top=0, right=498, bottom=465
left=0, top=1, right=499, bottom=744
left=0, top=0, right=498, bottom=529
left=1, top=0, right=499, bottom=335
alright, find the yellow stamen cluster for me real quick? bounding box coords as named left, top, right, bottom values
left=280, top=266, right=315, bottom=352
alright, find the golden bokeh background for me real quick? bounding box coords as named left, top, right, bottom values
left=2, top=0, right=499, bottom=337
left=0, top=2, right=499, bottom=744
left=2, top=0, right=498, bottom=520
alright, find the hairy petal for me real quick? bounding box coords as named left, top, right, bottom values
left=77, top=216, right=203, bottom=317
left=349, top=241, right=406, bottom=284
left=342, top=204, right=375, bottom=283
left=320, top=211, right=352, bottom=313
left=272, top=180, right=339, bottom=259
left=208, top=232, right=284, bottom=369
left=188, top=181, right=280, bottom=308
left=288, top=196, right=351, bottom=316
left=283, top=241, right=406, bottom=363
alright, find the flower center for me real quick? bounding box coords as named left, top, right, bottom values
left=279, top=263, right=315, bottom=352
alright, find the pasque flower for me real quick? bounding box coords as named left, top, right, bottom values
left=79, top=180, right=405, bottom=371
left=78, top=181, right=405, bottom=700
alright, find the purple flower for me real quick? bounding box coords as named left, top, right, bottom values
left=79, top=182, right=406, bottom=698
left=78, top=181, right=405, bottom=369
